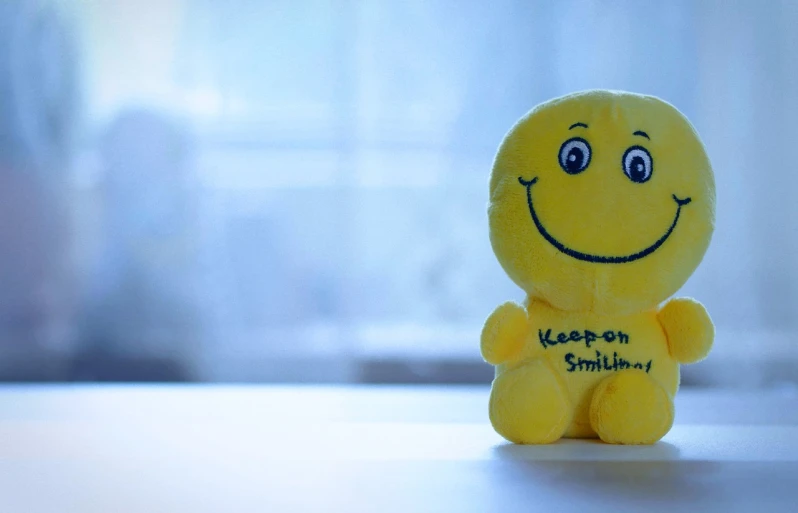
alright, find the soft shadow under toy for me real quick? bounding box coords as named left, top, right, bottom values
left=483, top=90, right=715, bottom=445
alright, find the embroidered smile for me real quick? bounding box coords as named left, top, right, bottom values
left=517, top=176, right=692, bottom=264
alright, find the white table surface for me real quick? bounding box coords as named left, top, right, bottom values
left=0, top=385, right=796, bottom=513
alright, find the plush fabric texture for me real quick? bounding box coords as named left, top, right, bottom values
left=483, top=90, right=715, bottom=445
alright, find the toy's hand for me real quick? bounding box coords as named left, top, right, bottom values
left=657, top=297, right=714, bottom=364
left=481, top=302, right=529, bottom=365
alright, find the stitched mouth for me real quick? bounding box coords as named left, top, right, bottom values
left=517, top=176, right=691, bottom=264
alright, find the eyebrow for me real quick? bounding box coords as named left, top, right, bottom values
left=633, top=130, right=650, bottom=140
left=569, top=122, right=588, bottom=130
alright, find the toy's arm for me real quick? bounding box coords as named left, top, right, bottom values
left=657, top=297, right=714, bottom=364
left=480, top=302, right=529, bottom=365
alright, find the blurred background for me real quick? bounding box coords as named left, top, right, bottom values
left=0, top=0, right=795, bottom=387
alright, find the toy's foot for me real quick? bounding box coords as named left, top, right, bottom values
left=589, top=370, right=674, bottom=445
left=489, top=358, right=572, bottom=444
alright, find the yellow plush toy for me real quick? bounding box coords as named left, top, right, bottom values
left=483, top=90, right=715, bottom=445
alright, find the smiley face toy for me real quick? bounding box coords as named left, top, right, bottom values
left=483, top=90, right=715, bottom=445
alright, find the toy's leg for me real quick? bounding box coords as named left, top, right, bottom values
left=489, top=358, right=572, bottom=444
left=589, top=370, right=674, bottom=445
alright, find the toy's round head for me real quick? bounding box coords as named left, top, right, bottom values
left=489, top=90, right=715, bottom=315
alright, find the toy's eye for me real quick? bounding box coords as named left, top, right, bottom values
left=558, top=137, right=591, bottom=174
left=622, top=146, right=653, bottom=183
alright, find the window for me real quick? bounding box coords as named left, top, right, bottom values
left=1, top=0, right=796, bottom=385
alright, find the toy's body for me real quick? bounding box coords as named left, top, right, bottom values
left=484, top=90, right=715, bottom=445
